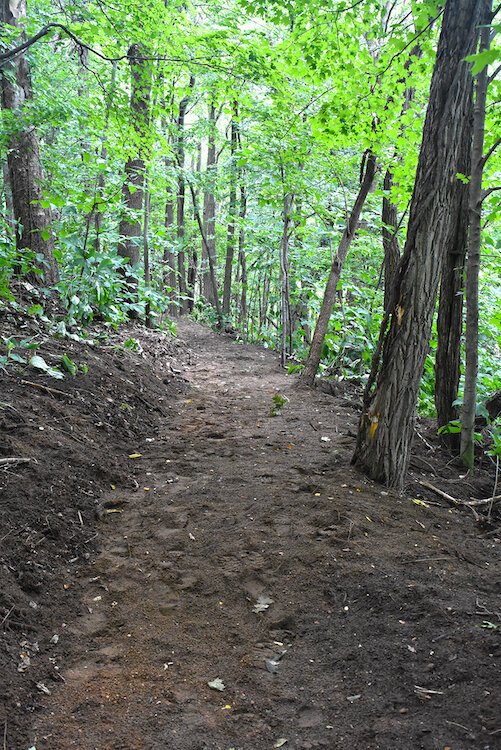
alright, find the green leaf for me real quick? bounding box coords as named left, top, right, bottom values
left=61, top=354, right=78, bottom=376
left=30, top=354, right=50, bottom=372
left=29, top=355, right=64, bottom=380
left=9, top=352, right=26, bottom=364
left=465, top=49, right=499, bottom=75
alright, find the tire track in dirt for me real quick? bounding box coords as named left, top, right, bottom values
left=32, top=321, right=501, bottom=750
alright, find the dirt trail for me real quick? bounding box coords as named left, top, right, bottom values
left=31, top=321, right=500, bottom=750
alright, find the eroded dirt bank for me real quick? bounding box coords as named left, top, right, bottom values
left=2, top=319, right=500, bottom=750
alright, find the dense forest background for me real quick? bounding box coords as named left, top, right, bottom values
left=1, top=0, right=500, bottom=487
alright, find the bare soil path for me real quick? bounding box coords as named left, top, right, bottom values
left=21, top=320, right=501, bottom=749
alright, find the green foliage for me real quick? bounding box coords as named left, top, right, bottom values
left=270, top=392, right=289, bottom=416
left=122, top=337, right=142, bottom=352
left=0, top=336, right=39, bottom=368
left=29, top=353, right=64, bottom=379
left=487, top=425, right=501, bottom=459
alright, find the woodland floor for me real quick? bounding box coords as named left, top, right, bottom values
left=1, top=316, right=500, bottom=750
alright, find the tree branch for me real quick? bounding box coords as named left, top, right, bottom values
left=482, top=136, right=501, bottom=165
left=482, top=185, right=501, bottom=202
left=488, top=63, right=501, bottom=85
left=0, top=22, right=236, bottom=75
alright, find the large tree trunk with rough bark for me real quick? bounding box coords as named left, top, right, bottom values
left=297, top=151, right=377, bottom=387
left=0, top=0, right=58, bottom=286
left=118, top=45, right=151, bottom=277
left=352, top=0, right=485, bottom=489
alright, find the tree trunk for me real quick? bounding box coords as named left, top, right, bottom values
left=353, top=0, right=485, bottom=489
left=164, top=186, right=178, bottom=316
left=175, top=77, right=194, bottom=314
left=460, top=1, right=493, bottom=468
left=143, top=179, right=152, bottom=328
left=237, top=184, right=248, bottom=334
left=280, top=192, right=294, bottom=367
left=2, top=161, right=15, bottom=231
left=297, top=151, right=377, bottom=387
left=434, top=105, right=472, bottom=430
left=0, top=0, right=58, bottom=286
left=222, top=105, right=239, bottom=318
left=382, top=169, right=401, bottom=311
left=187, top=180, right=222, bottom=326
left=201, top=100, right=218, bottom=305
left=118, top=44, right=151, bottom=279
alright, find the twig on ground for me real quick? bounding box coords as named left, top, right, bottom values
left=1, top=606, right=14, bottom=627
left=419, top=480, right=460, bottom=504
left=420, top=480, right=500, bottom=511
left=20, top=379, right=71, bottom=398
left=445, top=720, right=473, bottom=733
left=475, top=597, right=501, bottom=621
left=410, top=455, right=436, bottom=473
left=0, top=457, right=31, bottom=467
left=472, top=494, right=501, bottom=503
left=415, top=430, right=435, bottom=452
left=403, top=556, right=450, bottom=564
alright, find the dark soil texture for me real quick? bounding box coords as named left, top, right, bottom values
left=1, top=318, right=500, bottom=750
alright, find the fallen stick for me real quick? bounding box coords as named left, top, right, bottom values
left=419, top=481, right=500, bottom=509
left=471, top=494, right=501, bottom=504
left=0, top=457, right=31, bottom=467
left=419, top=480, right=460, bottom=505
left=20, top=379, right=70, bottom=398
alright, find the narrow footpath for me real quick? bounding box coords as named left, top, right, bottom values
left=32, top=321, right=500, bottom=750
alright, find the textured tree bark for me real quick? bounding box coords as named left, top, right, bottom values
left=297, top=151, right=377, bottom=388
left=201, top=100, right=218, bottom=305
left=434, top=101, right=472, bottom=431
left=0, top=0, right=58, bottom=286
left=2, top=162, right=15, bottom=231
left=222, top=106, right=239, bottom=318
left=460, top=1, right=493, bottom=468
left=382, top=169, right=400, bottom=312
left=118, top=44, right=151, bottom=281
left=353, top=0, right=485, bottom=489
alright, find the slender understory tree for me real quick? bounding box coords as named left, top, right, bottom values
left=297, top=150, right=377, bottom=387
